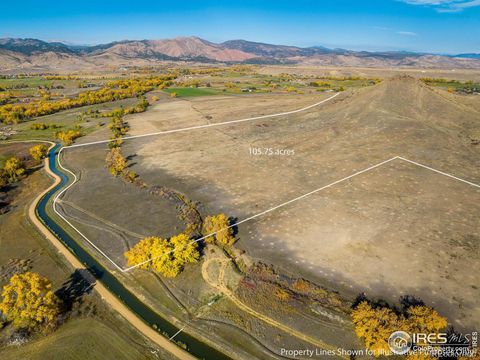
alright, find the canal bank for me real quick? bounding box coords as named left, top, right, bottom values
left=31, top=143, right=231, bottom=360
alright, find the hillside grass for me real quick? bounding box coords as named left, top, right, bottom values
left=0, top=318, right=150, bottom=360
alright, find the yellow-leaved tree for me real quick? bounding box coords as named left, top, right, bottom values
left=171, top=233, right=200, bottom=264
left=351, top=301, right=448, bottom=358
left=351, top=301, right=400, bottom=356
left=403, top=305, right=448, bottom=334
left=125, top=233, right=199, bottom=278
left=202, top=213, right=235, bottom=246
left=0, top=272, right=61, bottom=332
left=2, top=156, right=25, bottom=183
left=402, top=306, right=448, bottom=360
left=105, top=147, right=127, bottom=176
left=55, top=130, right=82, bottom=145
left=29, top=144, right=49, bottom=161
left=124, top=236, right=157, bottom=270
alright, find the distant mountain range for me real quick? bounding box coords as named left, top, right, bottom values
left=0, top=36, right=479, bottom=71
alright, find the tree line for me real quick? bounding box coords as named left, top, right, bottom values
left=0, top=75, right=175, bottom=124
left=124, top=213, right=236, bottom=277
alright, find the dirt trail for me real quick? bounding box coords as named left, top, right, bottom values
left=59, top=199, right=145, bottom=239
left=201, top=258, right=347, bottom=359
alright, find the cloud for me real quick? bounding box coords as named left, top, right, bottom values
left=400, top=0, right=480, bottom=12
left=372, top=27, right=419, bottom=36
left=397, top=31, right=418, bottom=36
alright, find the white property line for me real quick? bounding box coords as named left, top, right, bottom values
left=54, top=153, right=480, bottom=273
left=52, top=92, right=341, bottom=272
left=397, top=156, right=480, bottom=189
left=123, top=156, right=400, bottom=271
left=54, top=146, right=126, bottom=272
left=0, top=140, right=126, bottom=270
left=169, top=326, right=186, bottom=341
left=48, top=90, right=480, bottom=273
left=123, top=155, right=480, bottom=271
left=63, top=92, right=340, bottom=149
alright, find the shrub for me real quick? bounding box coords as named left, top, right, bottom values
left=55, top=130, right=82, bottom=145
left=29, top=144, right=49, bottom=161
left=1, top=156, right=25, bottom=183
left=202, top=214, right=235, bottom=246
left=30, top=123, right=48, bottom=130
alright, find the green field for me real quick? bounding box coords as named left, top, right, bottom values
left=0, top=77, right=58, bottom=88
left=163, top=87, right=220, bottom=97
left=422, top=78, right=480, bottom=92
left=7, top=98, right=138, bottom=141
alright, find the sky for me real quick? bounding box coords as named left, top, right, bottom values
left=0, top=0, right=479, bottom=54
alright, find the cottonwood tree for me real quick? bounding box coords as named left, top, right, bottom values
left=202, top=213, right=235, bottom=246
left=105, top=147, right=127, bottom=176
left=55, top=130, right=82, bottom=145
left=0, top=272, right=61, bottom=332
left=125, top=233, right=200, bottom=278
left=351, top=301, right=400, bottom=356
left=351, top=301, right=448, bottom=358
left=29, top=144, right=49, bottom=161
left=2, top=156, right=25, bottom=183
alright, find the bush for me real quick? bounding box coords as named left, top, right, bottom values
left=30, top=123, right=48, bottom=130
left=202, top=214, right=235, bottom=246
left=29, top=144, right=49, bottom=161
left=124, top=170, right=138, bottom=183
left=55, top=130, right=82, bottom=145
left=1, top=156, right=25, bottom=183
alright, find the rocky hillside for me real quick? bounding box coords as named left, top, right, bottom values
left=1, top=37, right=479, bottom=71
